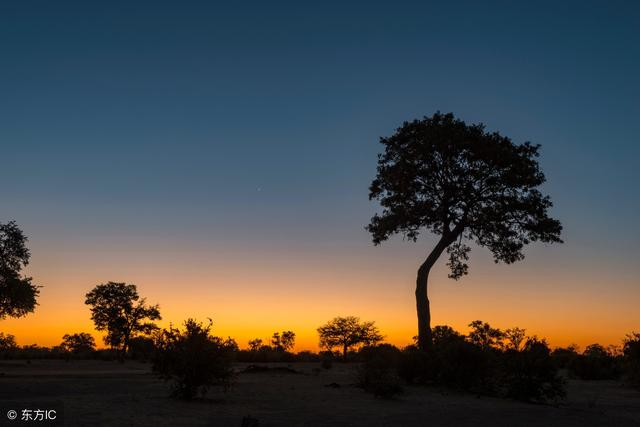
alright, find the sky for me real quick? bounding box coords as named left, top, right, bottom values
left=1, top=0, right=638, bottom=351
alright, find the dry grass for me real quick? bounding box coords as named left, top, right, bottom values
left=1, top=360, right=639, bottom=426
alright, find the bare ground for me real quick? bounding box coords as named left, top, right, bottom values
left=0, top=360, right=639, bottom=426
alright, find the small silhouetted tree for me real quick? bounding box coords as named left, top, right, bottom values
left=467, top=320, right=504, bottom=350
left=431, top=325, right=465, bottom=346
left=248, top=338, right=263, bottom=351
left=0, top=332, right=17, bottom=351
left=317, top=316, right=383, bottom=361
left=271, top=330, right=296, bottom=352
left=153, top=318, right=235, bottom=399
left=85, top=282, right=161, bottom=359
left=0, top=221, right=40, bottom=319
left=504, top=327, right=527, bottom=351
left=60, top=333, right=96, bottom=355
left=367, top=113, right=563, bottom=350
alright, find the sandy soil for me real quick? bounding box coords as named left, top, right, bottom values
left=0, top=360, right=639, bottom=426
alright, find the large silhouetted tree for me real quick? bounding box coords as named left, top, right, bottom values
left=85, top=282, right=161, bottom=358
left=367, top=112, right=562, bottom=351
left=0, top=221, right=39, bottom=319
left=317, top=316, right=382, bottom=360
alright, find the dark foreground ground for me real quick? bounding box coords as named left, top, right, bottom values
left=0, top=360, right=639, bottom=426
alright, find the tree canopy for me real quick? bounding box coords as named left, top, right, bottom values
left=85, top=282, right=161, bottom=356
left=60, top=332, right=96, bottom=354
left=317, top=316, right=383, bottom=360
left=0, top=221, right=39, bottom=319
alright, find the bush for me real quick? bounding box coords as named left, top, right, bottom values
left=623, top=333, right=640, bottom=387
left=355, top=344, right=403, bottom=398
left=399, top=329, right=493, bottom=392
left=60, top=333, right=96, bottom=359
left=569, top=344, right=621, bottom=380
left=551, top=345, right=580, bottom=369
left=235, top=347, right=296, bottom=363
left=397, top=325, right=565, bottom=402
left=153, top=319, right=235, bottom=399
left=436, top=337, right=494, bottom=392
left=0, top=333, right=18, bottom=359
left=501, top=338, right=565, bottom=402
left=128, top=336, right=156, bottom=361
left=320, top=351, right=335, bottom=369
left=397, top=345, right=433, bottom=384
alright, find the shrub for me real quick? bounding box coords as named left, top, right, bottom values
left=0, top=333, right=18, bottom=358
left=128, top=336, right=156, bottom=360
left=355, top=344, right=403, bottom=398
left=320, top=351, right=335, bottom=369
left=399, top=328, right=493, bottom=391
left=60, top=333, right=96, bottom=358
left=398, top=325, right=566, bottom=403
left=623, top=332, right=640, bottom=387
left=500, top=338, right=565, bottom=402
left=569, top=344, right=621, bottom=380
left=153, top=319, right=235, bottom=399
left=436, top=337, right=493, bottom=392
left=397, top=345, right=431, bottom=384
left=551, top=345, right=580, bottom=369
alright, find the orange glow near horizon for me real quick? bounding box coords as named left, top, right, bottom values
left=1, top=235, right=638, bottom=352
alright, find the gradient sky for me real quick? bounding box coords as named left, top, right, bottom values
left=1, top=1, right=638, bottom=351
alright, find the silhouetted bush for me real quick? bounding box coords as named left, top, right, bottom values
left=551, top=344, right=580, bottom=369
left=128, top=336, right=156, bottom=361
left=0, top=333, right=18, bottom=359
left=399, top=327, right=493, bottom=391
left=355, top=344, right=403, bottom=398
left=153, top=319, right=235, bottom=399
left=91, top=348, right=119, bottom=361
left=623, top=333, right=640, bottom=387
left=397, top=345, right=433, bottom=384
left=569, top=344, right=621, bottom=380
left=60, top=333, right=96, bottom=359
left=436, top=336, right=494, bottom=392
left=296, top=350, right=320, bottom=362
left=236, top=347, right=296, bottom=363
left=500, top=338, right=565, bottom=402
left=397, top=323, right=566, bottom=402
left=320, top=351, right=335, bottom=369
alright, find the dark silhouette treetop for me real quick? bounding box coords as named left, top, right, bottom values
left=0, top=221, right=40, bottom=320
left=0, top=221, right=30, bottom=274
left=368, top=112, right=562, bottom=278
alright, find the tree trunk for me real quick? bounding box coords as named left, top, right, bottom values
left=343, top=343, right=348, bottom=361
left=416, top=234, right=458, bottom=351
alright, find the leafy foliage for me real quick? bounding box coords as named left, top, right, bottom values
left=85, top=282, right=161, bottom=355
left=0, top=332, right=18, bottom=353
left=355, top=344, right=404, bottom=399
left=60, top=333, right=96, bottom=355
left=399, top=322, right=566, bottom=402
left=271, top=330, right=296, bottom=351
left=503, top=327, right=527, bottom=351
left=0, top=221, right=40, bottom=319
left=467, top=320, right=504, bottom=350
left=500, top=338, right=566, bottom=402
left=623, top=332, right=640, bottom=386
left=153, top=319, right=235, bottom=399
left=367, top=112, right=563, bottom=258
left=317, top=316, right=383, bottom=360
left=569, top=343, right=622, bottom=380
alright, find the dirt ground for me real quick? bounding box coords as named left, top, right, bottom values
left=0, top=360, right=639, bottom=426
